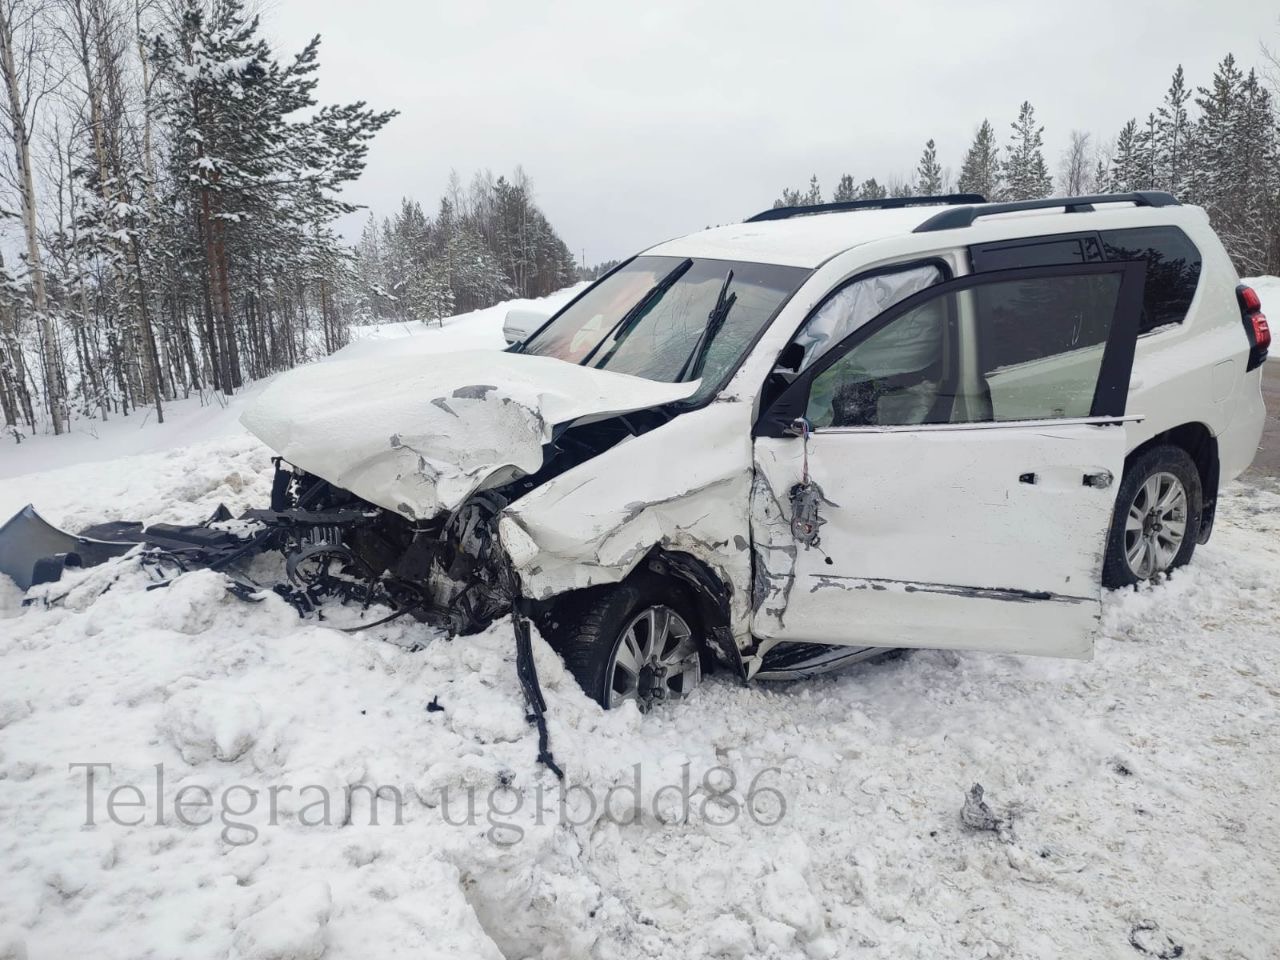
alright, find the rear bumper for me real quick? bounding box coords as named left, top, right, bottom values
left=1218, top=365, right=1267, bottom=484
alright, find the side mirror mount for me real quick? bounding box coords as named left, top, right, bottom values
left=774, top=342, right=805, bottom=373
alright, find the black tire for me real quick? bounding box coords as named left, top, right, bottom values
left=538, top=573, right=703, bottom=709
left=1102, top=444, right=1202, bottom=588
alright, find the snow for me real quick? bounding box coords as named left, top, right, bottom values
left=2, top=288, right=1279, bottom=957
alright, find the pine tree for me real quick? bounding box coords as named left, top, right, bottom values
left=771, top=187, right=804, bottom=208
left=1133, top=112, right=1158, bottom=190
left=858, top=178, right=887, bottom=200
left=149, top=0, right=395, bottom=388
left=888, top=178, right=914, bottom=198
left=1191, top=54, right=1243, bottom=217
left=957, top=120, right=1001, bottom=199
left=1002, top=101, right=1052, bottom=200
left=803, top=174, right=822, bottom=206
left=1109, top=119, right=1141, bottom=192
left=832, top=174, right=858, bottom=202
left=916, top=139, right=943, bottom=194
left=1156, top=65, right=1192, bottom=195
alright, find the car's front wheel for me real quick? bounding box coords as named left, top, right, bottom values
left=540, top=575, right=704, bottom=710
left=1102, top=444, right=1202, bottom=588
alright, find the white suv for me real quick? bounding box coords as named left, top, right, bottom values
left=235, top=191, right=1267, bottom=709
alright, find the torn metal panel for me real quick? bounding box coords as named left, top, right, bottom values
left=747, top=453, right=799, bottom=639
left=240, top=350, right=699, bottom=521
left=501, top=401, right=756, bottom=651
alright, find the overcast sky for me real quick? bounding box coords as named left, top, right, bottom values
left=267, top=0, right=1278, bottom=265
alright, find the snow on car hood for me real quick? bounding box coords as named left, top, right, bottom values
left=240, top=350, right=699, bottom=519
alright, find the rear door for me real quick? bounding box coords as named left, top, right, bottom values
left=750, top=261, right=1146, bottom=657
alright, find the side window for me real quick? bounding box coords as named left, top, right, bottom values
left=791, top=264, right=942, bottom=373
left=1099, top=226, right=1202, bottom=334
left=805, top=271, right=1125, bottom=428
left=971, top=233, right=1104, bottom=271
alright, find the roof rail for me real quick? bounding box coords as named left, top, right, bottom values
left=745, top=193, right=987, bottom=223
left=912, top=191, right=1181, bottom=233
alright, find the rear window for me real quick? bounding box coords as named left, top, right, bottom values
left=1099, top=227, right=1202, bottom=334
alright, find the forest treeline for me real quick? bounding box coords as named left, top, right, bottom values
left=772, top=55, right=1280, bottom=278
left=2, top=4, right=1277, bottom=441
left=352, top=170, right=577, bottom=324
left=0, top=0, right=580, bottom=439
left=0, top=0, right=400, bottom=435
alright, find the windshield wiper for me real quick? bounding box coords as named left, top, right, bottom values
left=582, top=257, right=693, bottom=368
left=677, top=268, right=737, bottom=382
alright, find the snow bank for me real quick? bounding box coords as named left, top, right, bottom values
left=337, top=284, right=585, bottom=362
left=2, top=428, right=1279, bottom=956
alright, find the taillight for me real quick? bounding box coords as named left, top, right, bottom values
left=1253, top=312, right=1271, bottom=348
left=1237, top=284, right=1270, bottom=370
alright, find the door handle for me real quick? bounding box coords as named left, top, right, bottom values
left=1019, top=472, right=1037, bottom=484
left=1082, top=470, right=1113, bottom=489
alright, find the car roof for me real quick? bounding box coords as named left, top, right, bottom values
left=643, top=205, right=951, bottom=268
left=644, top=196, right=1207, bottom=270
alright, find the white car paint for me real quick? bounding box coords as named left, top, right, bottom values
left=241, top=349, right=698, bottom=519
left=750, top=419, right=1130, bottom=660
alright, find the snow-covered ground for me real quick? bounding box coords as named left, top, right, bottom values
left=2, top=288, right=1279, bottom=959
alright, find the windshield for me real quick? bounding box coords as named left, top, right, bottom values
left=520, top=256, right=809, bottom=402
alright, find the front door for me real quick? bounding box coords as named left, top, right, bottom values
left=750, top=261, right=1146, bottom=658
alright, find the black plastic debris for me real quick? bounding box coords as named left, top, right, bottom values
left=960, top=782, right=1001, bottom=832
left=1128, top=921, right=1183, bottom=958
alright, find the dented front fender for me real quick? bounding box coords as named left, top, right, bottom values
left=500, top=401, right=756, bottom=649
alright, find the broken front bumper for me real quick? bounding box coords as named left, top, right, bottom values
left=0, top=505, right=139, bottom=591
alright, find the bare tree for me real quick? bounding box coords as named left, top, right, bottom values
left=1058, top=129, right=1093, bottom=196
left=0, top=0, right=65, bottom=432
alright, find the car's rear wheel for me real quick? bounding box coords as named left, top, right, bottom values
left=540, top=575, right=703, bottom=710
left=1103, top=444, right=1202, bottom=588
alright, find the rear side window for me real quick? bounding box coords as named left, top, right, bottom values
left=1099, top=227, right=1202, bottom=334
left=970, top=225, right=1202, bottom=335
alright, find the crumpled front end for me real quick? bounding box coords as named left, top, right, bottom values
left=499, top=401, right=757, bottom=660
left=240, top=349, right=698, bottom=521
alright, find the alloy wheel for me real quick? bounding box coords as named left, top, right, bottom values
left=1123, top=471, right=1188, bottom=580
left=605, top=605, right=701, bottom=710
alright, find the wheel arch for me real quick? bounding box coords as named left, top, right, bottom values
left=1126, top=421, right=1218, bottom=543
left=534, top=546, right=747, bottom=680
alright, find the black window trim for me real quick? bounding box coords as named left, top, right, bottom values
left=754, top=260, right=1147, bottom=438
left=969, top=231, right=1105, bottom=272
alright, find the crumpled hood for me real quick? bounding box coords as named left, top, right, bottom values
left=240, top=350, right=698, bottom=519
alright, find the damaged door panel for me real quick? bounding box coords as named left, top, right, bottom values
left=750, top=422, right=1130, bottom=659
left=748, top=259, right=1146, bottom=664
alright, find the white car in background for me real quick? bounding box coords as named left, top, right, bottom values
left=503, top=305, right=553, bottom=345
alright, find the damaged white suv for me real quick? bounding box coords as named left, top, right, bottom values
left=7, top=191, right=1265, bottom=711
left=248, top=190, right=1268, bottom=708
